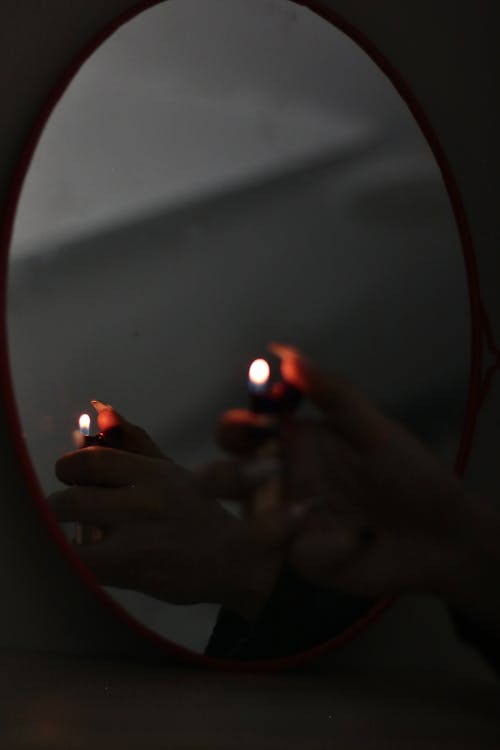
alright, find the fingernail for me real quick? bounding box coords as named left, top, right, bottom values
left=242, top=457, right=282, bottom=482
left=91, top=399, right=112, bottom=413
left=267, top=342, right=301, bottom=360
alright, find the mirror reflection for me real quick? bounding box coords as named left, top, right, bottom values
left=7, top=0, right=469, bottom=658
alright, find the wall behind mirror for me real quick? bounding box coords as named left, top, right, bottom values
left=7, top=0, right=469, bottom=655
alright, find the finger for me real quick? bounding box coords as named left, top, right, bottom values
left=288, top=513, right=363, bottom=585
left=213, top=416, right=347, bottom=503
left=269, top=342, right=391, bottom=448
left=55, top=447, right=162, bottom=487
left=279, top=419, right=326, bottom=504
left=216, top=414, right=359, bottom=515
left=72, top=535, right=125, bottom=587
left=216, top=409, right=279, bottom=455
left=48, top=485, right=160, bottom=525
left=196, top=452, right=282, bottom=500
left=280, top=420, right=364, bottom=514
left=92, top=402, right=165, bottom=458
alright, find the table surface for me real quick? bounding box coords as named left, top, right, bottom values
left=1, top=649, right=499, bottom=750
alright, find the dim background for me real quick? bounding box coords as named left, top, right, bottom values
left=6, top=0, right=476, bottom=661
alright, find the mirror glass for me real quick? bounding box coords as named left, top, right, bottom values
left=7, top=0, right=469, bottom=659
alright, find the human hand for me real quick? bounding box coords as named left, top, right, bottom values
left=88, top=400, right=166, bottom=458
left=217, top=344, right=492, bottom=611
left=49, top=411, right=283, bottom=621
left=72, top=402, right=165, bottom=543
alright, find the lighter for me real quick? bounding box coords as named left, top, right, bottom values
left=73, top=401, right=123, bottom=544
left=246, top=356, right=302, bottom=524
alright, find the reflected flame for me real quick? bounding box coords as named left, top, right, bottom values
left=248, top=358, right=270, bottom=386
left=78, top=413, right=91, bottom=436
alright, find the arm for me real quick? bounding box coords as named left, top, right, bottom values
left=215, top=344, right=500, bottom=670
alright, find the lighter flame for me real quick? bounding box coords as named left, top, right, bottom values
left=248, top=358, right=270, bottom=386
left=78, top=413, right=91, bottom=436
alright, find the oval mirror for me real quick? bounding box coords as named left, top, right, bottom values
left=6, top=0, right=471, bottom=663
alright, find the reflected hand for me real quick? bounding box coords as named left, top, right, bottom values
left=90, top=402, right=166, bottom=458
left=49, top=411, right=282, bottom=620
left=217, top=345, right=499, bottom=620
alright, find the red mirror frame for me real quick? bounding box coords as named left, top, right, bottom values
left=0, top=0, right=487, bottom=670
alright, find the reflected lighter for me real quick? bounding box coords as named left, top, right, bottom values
left=247, top=357, right=301, bottom=524
left=247, top=357, right=302, bottom=415
left=74, top=403, right=123, bottom=545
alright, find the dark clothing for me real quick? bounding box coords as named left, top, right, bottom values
left=449, top=610, right=500, bottom=674
left=205, top=566, right=377, bottom=660
left=206, top=567, right=500, bottom=672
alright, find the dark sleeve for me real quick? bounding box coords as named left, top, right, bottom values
left=205, top=565, right=377, bottom=660
left=448, top=609, right=500, bottom=674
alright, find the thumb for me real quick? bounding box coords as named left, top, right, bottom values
left=268, top=343, right=390, bottom=448
left=269, top=343, right=340, bottom=413
left=92, top=400, right=165, bottom=458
